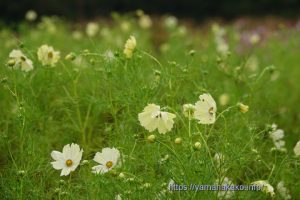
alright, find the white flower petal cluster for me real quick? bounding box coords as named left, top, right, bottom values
left=138, top=104, right=176, bottom=134
left=252, top=180, right=275, bottom=197
left=37, top=44, right=60, bottom=66
left=194, top=93, right=217, bottom=124
left=293, top=140, right=300, bottom=156
left=51, top=143, right=83, bottom=176
left=86, top=22, right=99, bottom=37
left=9, top=50, right=34, bottom=72
left=277, top=181, right=291, bottom=200
left=182, top=104, right=195, bottom=119
left=215, top=177, right=234, bottom=199
left=269, top=123, right=286, bottom=152
left=123, top=36, right=136, bottom=58
left=92, top=147, right=120, bottom=174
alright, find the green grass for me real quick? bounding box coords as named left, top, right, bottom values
left=0, top=15, right=300, bottom=199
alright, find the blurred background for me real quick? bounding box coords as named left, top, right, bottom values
left=1, top=0, right=300, bottom=23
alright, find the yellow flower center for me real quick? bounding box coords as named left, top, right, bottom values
left=66, top=159, right=73, bottom=167
left=106, top=161, right=113, bottom=168
left=48, top=52, right=53, bottom=59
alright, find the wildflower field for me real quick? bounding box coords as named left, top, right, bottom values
left=1, top=12, right=300, bottom=199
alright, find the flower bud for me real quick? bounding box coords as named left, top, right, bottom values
left=174, top=137, right=182, bottom=144
left=65, top=53, right=76, bottom=61
left=238, top=103, right=249, bottom=113
left=7, top=59, right=16, bottom=66
left=147, top=134, right=156, bottom=143
left=194, top=142, right=202, bottom=150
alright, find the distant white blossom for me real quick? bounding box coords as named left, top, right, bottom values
left=277, top=181, right=291, bottom=200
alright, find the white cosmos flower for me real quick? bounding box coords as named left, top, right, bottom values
left=215, top=177, right=234, bottom=199
left=139, top=15, right=152, bottom=29
left=51, top=143, right=83, bottom=176
left=269, top=125, right=286, bottom=152
left=252, top=180, right=275, bottom=197
left=293, top=140, right=300, bottom=156
left=37, top=44, right=60, bottom=66
left=92, top=147, right=120, bottom=174
left=86, top=22, right=99, bottom=37
left=182, top=104, right=195, bottom=119
left=194, top=93, right=217, bottom=124
left=9, top=50, right=34, bottom=72
left=138, top=104, right=176, bottom=134
left=123, top=36, right=136, bottom=58
left=277, top=181, right=291, bottom=200
left=25, top=10, right=37, bottom=21
left=115, top=194, right=122, bottom=200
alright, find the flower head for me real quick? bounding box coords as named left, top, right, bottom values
left=215, top=177, right=234, bottom=199
left=269, top=125, right=286, bottom=152
left=139, top=15, right=152, bottom=29
left=293, top=140, right=300, bottom=156
left=182, top=104, right=195, bottom=119
left=51, top=143, right=83, bottom=176
left=92, top=147, right=120, bottom=174
left=86, top=22, right=99, bottom=37
left=123, top=36, right=136, bottom=58
left=9, top=50, right=34, bottom=72
left=37, top=45, right=60, bottom=66
left=238, top=103, right=249, bottom=113
left=252, top=180, right=275, bottom=197
left=25, top=10, right=37, bottom=21
left=219, top=93, right=230, bottom=106
left=277, top=181, right=291, bottom=200
left=138, top=104, right=176, bottom=134
left=194, top=93, right=217, bottom=124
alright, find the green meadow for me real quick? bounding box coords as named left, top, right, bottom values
left=0, top=13, right=300, bottom=199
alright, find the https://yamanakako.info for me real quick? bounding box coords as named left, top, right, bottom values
left=169, top=183, right=262, bottom=192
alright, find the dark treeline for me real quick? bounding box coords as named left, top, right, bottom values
left=1, top=0, right=300, bottom=22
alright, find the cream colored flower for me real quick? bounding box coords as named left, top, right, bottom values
left=215, top=177, right=234, bottom=199
left=86, top=22, right=99, bottom=37
left=182, top=104, right=195, bottom=119
left=252, top=180, right=275, bottom=196
left=164, top=16, right=178, bottom=29
left=218, top=93, right=230, bottom=106
left=9, top=50, right=34, bottom=72
left=25, top=10, right=37, bottom=21
left=37, top=45, right=60, bottom=66
left=194, top=93, right=217, bottom=124
left=269, top=125, right=286, bottom=152
left=138, top=104, right=176, bottom=134
left=293, top=140, right=300, bottom=156
left=250, top=33, right=260, bottom=45
left=92, top=147, right=120, bottom=174
left=51, top=143, right=83, bottom=176
left=277, top=181, right=291, bottom=200
left=139, top=15, right=152, bottom=29
left=123, top=36, right=136, bottom=58
left=214, top=152, right=225, bottom=167
left=115, top=194, right=122, bottom=200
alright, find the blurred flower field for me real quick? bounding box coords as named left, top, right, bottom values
left=1, top=10, right=300, bottom=199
